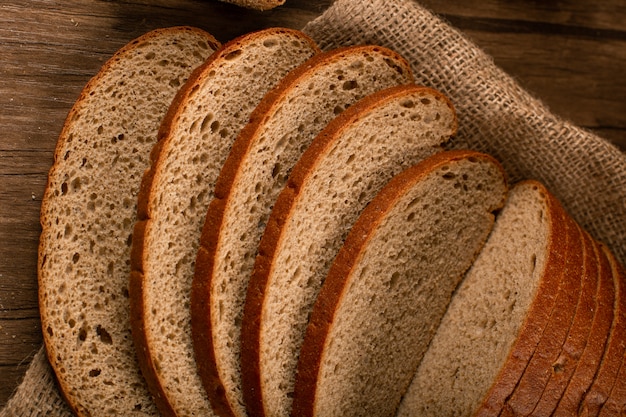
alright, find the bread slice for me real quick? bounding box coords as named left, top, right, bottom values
left=553, top=236, right=615, bottom=416
left=129, top=28, right=319, bottom=417
left=38, top=27, right=220, bottom=416
left=596, top=246, right=626, bottom=416
left=577, top=243, right=626, bottom=416
left=199, top=45, right=415, bottom=417
left=397, top=180, right=569, bottom=417
left=291, top=150, right=507, bottom=417
left=529, top=228, right=601, bottom=415
left=499, top=211, right=585, bottom=415
left=219, top=0, right=285, bottom=10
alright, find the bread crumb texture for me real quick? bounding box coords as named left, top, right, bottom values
left=38, top=28, right=217, bottom=416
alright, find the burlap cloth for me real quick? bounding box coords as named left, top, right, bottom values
left=3, top=0, right=624, bottom=414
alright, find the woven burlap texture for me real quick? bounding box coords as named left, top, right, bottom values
left=3, top=0, right=624, bottom=414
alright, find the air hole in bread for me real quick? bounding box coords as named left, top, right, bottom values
left=78, top=326, right=88, bottom=342
left=95, top=325, right=112, bottom=344
left=71, top=177, right=81, bottom=192
left=383, top=57, right=405, bottom=74
left=263, top=38, right=278, bottom=48
left=333, top=105, right=343, bottom=116
left=349, top=60, right=364, bottom=70
left=61, top=182, right=68, bottom=195
left=47, top=326, right=53, bottom=337
left=224, top=49, right=243, bottom=61
left=157, top=59, right=169, bottom=67
left=342, top=80, right=358, bottom=90
left=442, top=172, right=456, bottom=180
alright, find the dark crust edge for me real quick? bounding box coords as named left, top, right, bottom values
left=128, top=27, right=319, bottom=417
left=529, top=228, right=599, bottom=415
left=195, top=44, right=414, bottom=417
left=288, top=150, right=507, bottom=417
left=553, top=234, right=615, bottom=415
left=185, top=29, right=321, bottom=417
left=473, top=181, right=570, bottom=416
left=38, top=26, right=220, bottom=417
left=499, top=207, right=585, bottom=415
left=578, top=244, right=626, bottom=415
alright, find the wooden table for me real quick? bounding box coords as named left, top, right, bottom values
left=1, top=0, right=624, bottom=406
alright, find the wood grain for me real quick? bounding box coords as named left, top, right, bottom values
left=1, top=0, right=624, bottom=407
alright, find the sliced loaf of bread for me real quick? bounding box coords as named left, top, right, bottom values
left=577, top=243, right=626, bottom=416
left=596, top=246, right=626, bottom=416
left=396, top=180, right=570, bottom=417
left=129, top=28, right=319, bottom=417
left=499, top=211, right=585, bottom=416
left=291, top=150, right=507, bottom=417
left=553, top=237, right=615, bottom=416
left=38, top=27, right=220, bottom=416
left=193, top=45, right=414, bottom=417
left=528, top=229, right=601, bottom=415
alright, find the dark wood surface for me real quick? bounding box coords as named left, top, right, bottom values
left=1, top=0, right=625, bottom=406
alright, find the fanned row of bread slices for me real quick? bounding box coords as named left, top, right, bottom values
left=38, top=26, right=626, bottom=417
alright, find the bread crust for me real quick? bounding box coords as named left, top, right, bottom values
left=499, top=212, right=585, bottom=416
left=290, top=150, right=506, bottom=417
left=577, top=244, right=626, bottom=416
left=39, top=26, right=220, bottom=417
left=130, top=27, right=318, bottom=417
left=552, top=235, right=615, bottom=416
left=198, top=45, right=413, bottom=417
left=596, top=248, right=626, bottom=416
left=528, top=228, right=600, bottom=415
left=474, top=186, right=570, bottom=416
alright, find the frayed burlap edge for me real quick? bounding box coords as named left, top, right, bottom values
left=0, top=347, right=72, bottom=417
left=3, top=0, right=625, bottom=414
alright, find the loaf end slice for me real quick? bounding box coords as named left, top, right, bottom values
left=397, top=179, right=566, bottom=417
left=130, top=28, right=319, bottom=417
left=38, top=27, right=220, bottom=416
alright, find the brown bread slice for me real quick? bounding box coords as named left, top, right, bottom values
left=397, top=180, right=569, bottom=417
left=499, top=211, right=585, bottom=416
left=129, top=28, right=319, bottom=417
left=291, top=150, right=508, bottom=417
left=194, top=45, right=414, bottom=417
left=579, top=243, right=626, bottom=416
left=38, top=27, right=220, bottom=416
left=597, top=247, right=626, bottom=416
left=548, top=231, right=614, bottom=416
